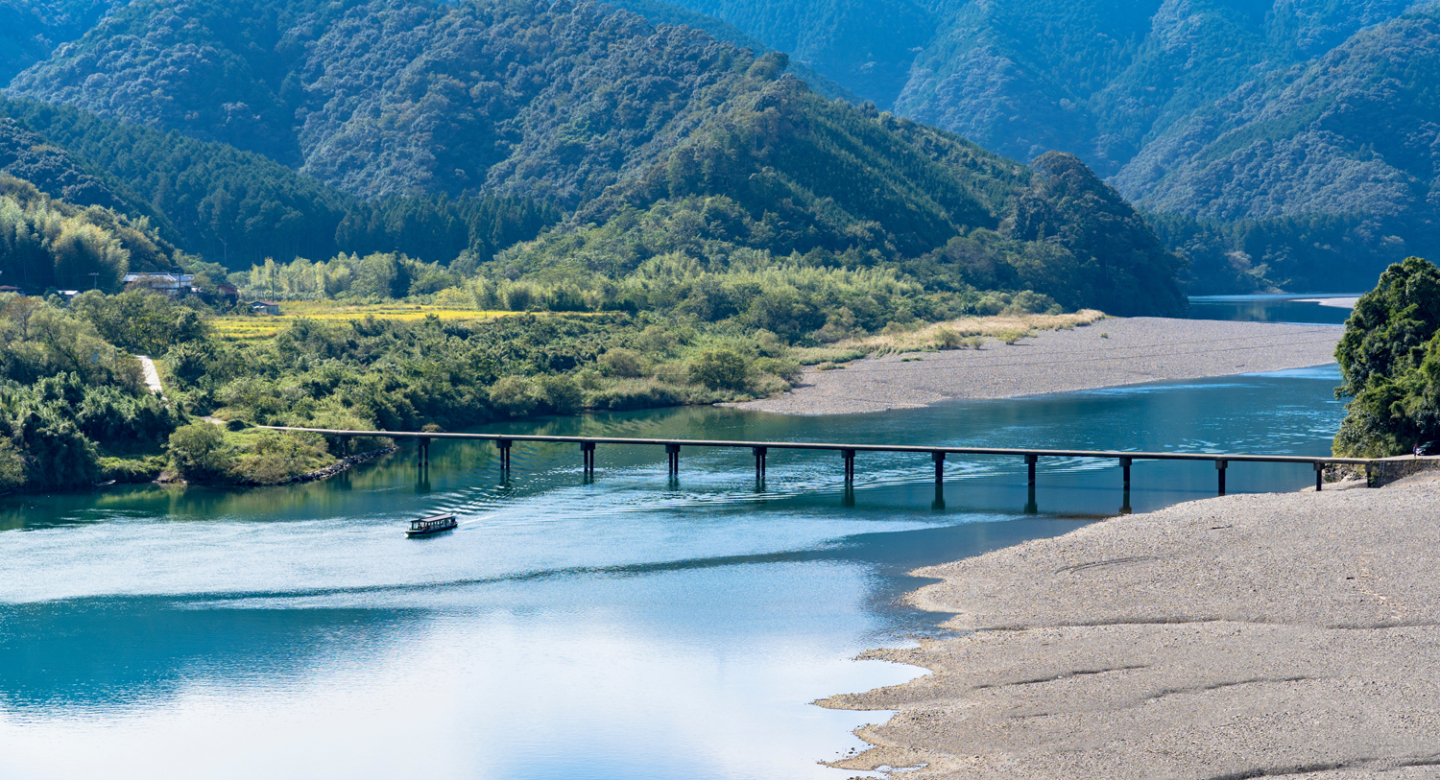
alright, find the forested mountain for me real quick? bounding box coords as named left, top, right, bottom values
left=9, top=0, right=832, bottom=203
left=0, top=0, right=125, bottom=83
left=0, top=97, right=561, bottom=270
left=617, top=0, right=1440, bottom=292
left=0, top=0, right=1189, bottom=313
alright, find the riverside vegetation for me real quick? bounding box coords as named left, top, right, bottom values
left=0, top=0, right=1411, bottom=493
left=0, top=273, right=1093, bottom=494
left=1334, top=256, right=1440, bottom=458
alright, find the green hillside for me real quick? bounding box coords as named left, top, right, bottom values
left=616, top=0, right=1440, bottom=293
left=3, top=0, right=1188, bottom=314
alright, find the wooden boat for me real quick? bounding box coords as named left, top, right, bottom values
left=406, top=513, right=458, bottom=537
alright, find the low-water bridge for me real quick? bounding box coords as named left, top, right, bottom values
left=264, top=426, right=1388, bottom=502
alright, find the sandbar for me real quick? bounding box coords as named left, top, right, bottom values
left=736, top=317, right=1343, bottom=415
left=821, top=473, right=1440, bottom=778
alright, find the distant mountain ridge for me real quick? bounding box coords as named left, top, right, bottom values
left=614, top=0, right=1440, bottom=291
left=0, top=0, right=1191, bottom=314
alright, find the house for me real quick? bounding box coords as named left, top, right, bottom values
left=251, top=300, right=281, bottom=315
left=123, top=272, right=194, bottom=297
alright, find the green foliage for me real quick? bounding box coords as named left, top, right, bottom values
left=0, top=436, right=25, bottom=491
left=71, top=290, right=210, bottom=355
left=538, top=375, right=584, bottom=415
left=688, top=348, right=750, bottom=390
left=167, top=421, right=234, bottom=482
left=0, top=99, right=561, bottom=271
left=2, top=0, right=1185, bottom=313
left=0, top=174, right=173, bottom=292
left=98, top=454, right=166, bottom=484
left=230, top=431, right=331, bottom=486
left=600, top=348, right=646, bottom=378
left=488, top=376, right=538, bottom=418
left=1334, top=257, right=1440, bottom=456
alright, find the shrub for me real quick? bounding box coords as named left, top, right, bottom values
left=753, top=357, right=802, bottom=384
left=996, top=329, right=1028, bottom=345
left=934, top=328, right=962, bottom=349
left=99, top=455, right=166, bottom=483
left=600, top=348, right=645, bottom=378
left=231, top=431, right=331, bottom=485
left=167, top=421, right=235, bottom=482
left=585, top=379, right=684, bottom=411
left=0, top=437, right=25, bottom=491
left=688, top=349, right=750, bottom=390
left=489, top=376, right=537, bottom=417
left=539, top=374, right=583, bottom=414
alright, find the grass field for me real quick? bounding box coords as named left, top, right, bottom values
left=210, top=302, right=523, bottom=342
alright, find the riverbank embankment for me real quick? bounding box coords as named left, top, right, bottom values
left=821, top=473, right=1440, bottom=778
left=737, top=317, right=1343, bottom=415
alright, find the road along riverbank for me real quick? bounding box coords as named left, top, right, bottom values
left=820, top=473, right=1440, bottom=779
left=736, top=317, right=1344, bottom=415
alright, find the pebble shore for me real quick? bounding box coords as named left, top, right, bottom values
left=820, top=473, right=1440, bottom=779
left=736, top=317, right=1344, bottom=415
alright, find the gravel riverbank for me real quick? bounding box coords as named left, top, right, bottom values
left=821, top=473, right=1440, bottom=779
left=736, top=317, right=1343, bottom=415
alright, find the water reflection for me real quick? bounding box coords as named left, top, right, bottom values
left=1187, top=293, right=1357, bottom=324
left=0, top=368, right=1348, bottom=780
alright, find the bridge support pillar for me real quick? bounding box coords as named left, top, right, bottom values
left=1120, top=457, right=1132, bottom=491
left=496, top=439, right=512, bottom=473
left=841, top=449, right=856, bottom=483
left=932, top=452, right=946, bottom=484
left=752, top=447, right=767, bottom=481
left=1216, top=459, right=1228, bottom=496
left=1025, top=453, right=1038, bottom=487
left=417, top=437, right=430, bottom=467
left=666, top=444, right=681, bottom=477
left=1315, top=461, right=1325, bottom=492
left=581, top=441, right=596, bottom=480
left=1365, top=463, right=1375, bottom=488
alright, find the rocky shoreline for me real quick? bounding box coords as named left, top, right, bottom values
left=283, top=445, right=399, bottom=485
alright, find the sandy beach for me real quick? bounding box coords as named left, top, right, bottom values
left=821, top=473, right=1440, bottom=779
left=737, top=317, right=1343, bottom=415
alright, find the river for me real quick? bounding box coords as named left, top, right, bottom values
left=0, top=299, right=1352, bottom=780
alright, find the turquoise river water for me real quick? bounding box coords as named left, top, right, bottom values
left=0, top=300, right=1351, bottom=779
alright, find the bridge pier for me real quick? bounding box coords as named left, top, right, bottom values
left=496, top=439, right=512, bottom=473
left=1314, top=461, right=1325, bottom=492
left=1025, top=453, right=1037, bottom=486
left=417, top=437, right=431, bottom=467
left=666, top=444, right=681, bottom=477
left=842, top=449, right=856, bottom=483
left=1216, top=459, right=1228, bottom=496
left=1120, top=457, right=1132, bottom=491
left=581, top=441, right=596, bottom=480
left=932, top=452, right=945, bottom=484
left=753, top=447, right=767, bottom=480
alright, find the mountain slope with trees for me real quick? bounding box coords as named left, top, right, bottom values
left=614, top=0, right=1440, bottom=293
left=2, top=0, right=1189, bottom=314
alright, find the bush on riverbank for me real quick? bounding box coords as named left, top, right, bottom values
left=1334, top=256, right=1440, bottom=457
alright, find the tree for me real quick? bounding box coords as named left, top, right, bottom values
left=1334, top=257, right=1440, bottom=456
left=167, top=421, right=235, bottom=481
left=689, top=348, right=749, bottom=391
